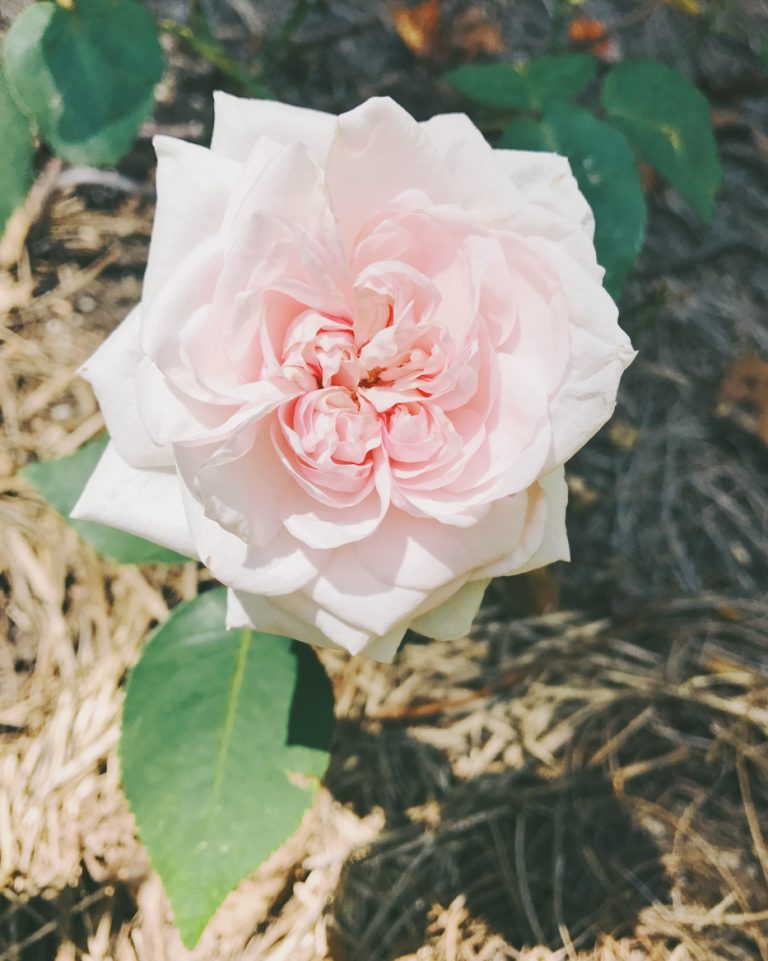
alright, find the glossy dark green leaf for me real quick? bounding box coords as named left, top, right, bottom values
left=0, top=65, right=33, bottom=234
left=602, top=59, right=721, bottom=221
left=121, top=589, right=332, bottom=946
left=22, top=435, right=187, bottom=564
left=499, top=116, right=553, bottom=151
left=445, top=54, right=597, bottom=111
left=3, top=0, right=164, bottom=165
left=501, top=105, right=647, bottom=297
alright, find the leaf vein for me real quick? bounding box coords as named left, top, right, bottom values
left=211, top=628, right=251, bottom=806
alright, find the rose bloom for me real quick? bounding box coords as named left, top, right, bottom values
left=73, top=96, right=634, bottom=660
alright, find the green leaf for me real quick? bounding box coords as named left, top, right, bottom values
left=501, top=106, right=647, bottom=297
left=121, top=589, right=333, bottom=947
left=445, top=54, right=597, bottom=112
left=602, top=59, right=721, bottom=221
left=22, top=435, right=187, bottom=564
left=3, top=0, right=164, bottom=166
left=499, top=116, right=555, bottom=151
left=0, top=65, right=33, bottom=234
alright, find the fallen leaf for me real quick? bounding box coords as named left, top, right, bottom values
left=567, top=473, right=599, bottom=507
left=608, top=420, right=640, bottom=451
left=452, top=6, right=504, bottom=56
left=568, top=15, right=620, bottom=61
left=392, top=0, right=441, bottom=58
left=716, top=354, right=768, bottom=447
left=666, top=0, right=702, bottom=14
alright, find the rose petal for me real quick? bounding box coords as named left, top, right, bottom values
left=79, top=307, right=172, bottom=469
left=410, top=578, right=490, bottom=641
left=211, top=92, right=336, bottom=164
left=143, top=137, right=240, bottom=305
left=70, top=442, right=196, bottom=557
left=221, top=140, right=333, bottom=238
left=533, top=240, right=636, bottom=465
left=305, top=551, right=429, bottom=635
left=421, top=112, right=522, bottom=215
left=495, top=148, right=594, bottom=237
left=226, top=587, right=410, bottom=661
left=512, top=465, right=570, bottom=573
left=354, top=493, right=531, bottom=592
left=280, top=458, right=390, bottom=549
left=178, top=472, right=323, bottom=595
left=226, top=588, right=342, bottom=650
left=326, top=97, right=451, bottom=252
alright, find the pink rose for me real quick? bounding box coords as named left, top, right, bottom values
left=73, top=96, right=634, bottom=660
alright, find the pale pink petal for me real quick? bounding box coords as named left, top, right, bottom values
left=511, top=466, right=570, bottom=574
left=141, top=235, right=224, bottom=369
left=421, top=113, right=521, bottom=215
left=70, top=442, right=196, bottom=558
left=226, top=589, right=344, bottom=651
left=174, top=422, right=286, bottom=548
left=179, top=475, right=323, bottom=595
left=135, top=357, right=236, bottom=448
left=221, top=141, right=333, bottom=237
left=354, top=493, right=531, bottom=592
left=143, top=138, right=239, bottom=305
left=211, top=92, right=336, bottom=164
left=326, top=97, right=451, bottom=251
left=305, top=551, right=429, bottom=635
left=494, top=148, right=594, bottom=237
left=230, top=586, right=409, bottom=658
left=531, top=240, right=636, bottom=465
left=79, top=307, right=172, bottom=469
left=280, top=460, right=390, bottom=549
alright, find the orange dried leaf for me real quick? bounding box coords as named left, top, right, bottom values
left=393, top=0, right=441, bottom=58
left=717, top=354, right=768, bottom=447
left=452, top=7, right=504, bottom=56
left=569, top=16, right=607, bottom=44
left=568, top=15, right=616, bottom=59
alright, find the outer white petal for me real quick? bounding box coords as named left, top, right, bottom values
left=494, top=148, right=603, bottom=278
left=226, top=589, right=342, bottom=650
left=474, top=466, right=569, bottom=581
left=410, top=578, right=490, bottom=641
left=70, top=442, right=196, bottom=557
left=143, top=137, right=240, bottom=305
left=421, top=112, right=522, bottom=215
left=221, top=140, right=332, bottom=238
left=531, top=240, right=636, bottom=466
left=494, top=148, right=594, bottom=237
left=178, top=474, right=323, bottom=596
left=211, top=92, right=336, bottom=164
left=326, top=97, right=451, bottom=252
left=79, top=307, right=171, bottom=469
left=305, top=554, right=428, bottom=636
left=358, top=494, right=531, bottom=592
left=511, top=466, right=570, bottom=574
left=227, top=588, right=409, bottom=661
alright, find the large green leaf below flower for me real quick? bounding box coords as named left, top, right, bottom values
left=121, top=589, right=333, bottom=947
left=21, top=435, right=187, bottom=564
left=501, top=106, right=647, bottom=297
left=3, top=0, right=164, bottom=165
